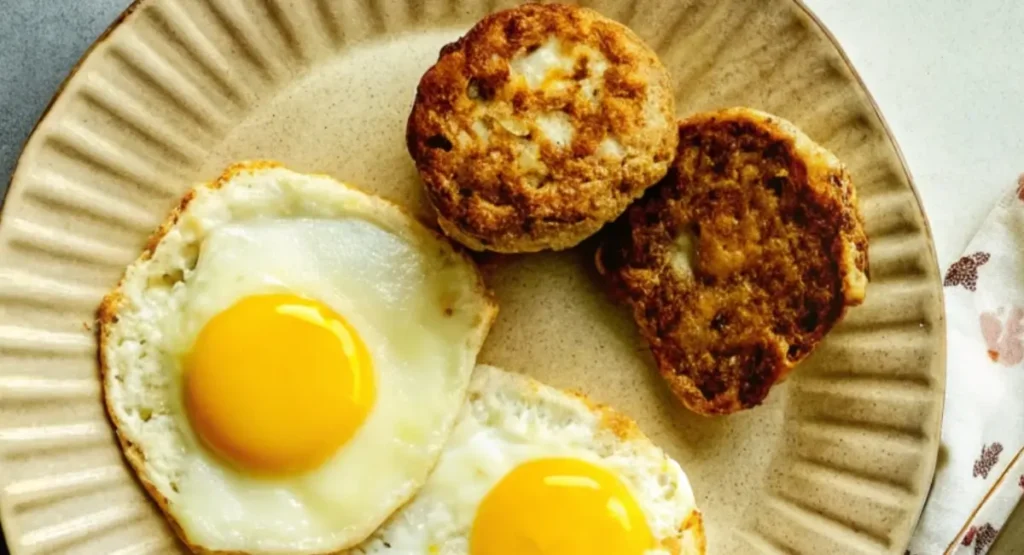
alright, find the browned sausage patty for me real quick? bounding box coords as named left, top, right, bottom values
left=407, top=3, right=677, bottom=252
left=597, top=108, right=869, bottom=415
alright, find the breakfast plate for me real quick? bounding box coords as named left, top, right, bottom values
left=0, top=0, right=944, bottom=553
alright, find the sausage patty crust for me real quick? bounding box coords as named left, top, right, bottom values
left=407, top=3, right=677, bottom=252
left=596, top=108, right=869, bottom=415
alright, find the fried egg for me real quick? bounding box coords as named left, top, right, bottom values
left=98, top=162, right=497, bottom=554
left=352, top=365, right=706, bottom=555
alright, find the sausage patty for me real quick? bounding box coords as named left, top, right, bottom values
left=408, top=3, right=677, bottom=252
left=597, top=108, right=868, bottom=415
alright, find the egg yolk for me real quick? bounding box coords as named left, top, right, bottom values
left=183, top=293, right=374, bottom=475
left=470, top=458, right=654, bottom=555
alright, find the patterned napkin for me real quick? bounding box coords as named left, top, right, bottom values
left=908, top=176, right=1024, bottom=555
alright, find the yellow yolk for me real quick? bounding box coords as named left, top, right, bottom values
left=470, top=458, right=654, bottom=555
left=184, top=293, right=374, bottom=475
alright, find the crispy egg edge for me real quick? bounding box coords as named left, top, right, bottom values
left=96, top=160, right=499, bottom=555
left=465, top=365, right=708, bottom=555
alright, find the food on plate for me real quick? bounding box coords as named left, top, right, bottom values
left=407, top=3, right=677, bottom=253
left=597, top=108, right=868, bottom=415
left=352, top=365, right=705, bottom=554
left=98, top=162, right=497, bottom=553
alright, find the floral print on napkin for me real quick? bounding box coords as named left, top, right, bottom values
left=979, top=309, right=1024, bottom=365
left=909, top=177, right=1024, bottom=555
left=974, top=443, right=1005, bottom=479
left=944, top=252, right=990, bottom=291
left=961, top=524, right=999, bottom=555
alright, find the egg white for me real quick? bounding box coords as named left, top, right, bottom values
left=351, top=365, right=706, bottom=555
left=100, top=163, right=496, bottom=554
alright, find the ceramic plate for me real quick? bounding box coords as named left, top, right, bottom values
left=0, top=0, right=945, bottom=553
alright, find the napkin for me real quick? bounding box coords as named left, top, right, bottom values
left=908, top=176, right=1024, bottom=555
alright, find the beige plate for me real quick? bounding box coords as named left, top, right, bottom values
left=0, top=0, right=944, bottom=553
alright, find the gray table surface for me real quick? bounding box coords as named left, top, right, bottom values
left=1, top=0, right=132, bottom=188
left=2, top=1, right=1023, bottom=555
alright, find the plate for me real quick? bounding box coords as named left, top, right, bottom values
left=0, top=0, right=945, bottom=553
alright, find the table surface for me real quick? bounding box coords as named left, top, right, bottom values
left=2, top=0, right=1023, bottom=553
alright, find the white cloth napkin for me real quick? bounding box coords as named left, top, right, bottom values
left=908, top=176, right=1024, bottom=555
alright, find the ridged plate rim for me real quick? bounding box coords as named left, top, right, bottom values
left=0, top=0, right=946, bottom=553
